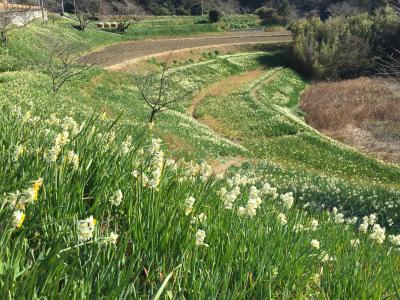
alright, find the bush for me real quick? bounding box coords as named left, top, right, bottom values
left=191, top=4, right=202, bottom=16
left=291, top=8, right=400, bottom=80
left=209, top=9, right=222, bottom=23
left=255, top=7, right=286, bottom=25
left=154, top=7, right=171, bottom=16
left=175, top=6, right=189, bottom=16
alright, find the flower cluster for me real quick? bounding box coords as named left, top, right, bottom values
left=220, top=186, right=241, bottom=209
left=185, top=196, right=196, bottom=215
left=4, top=178, right=43, bottom=229
left=280, top=192, right=294, bottom=209
left=77, top=215, right=96, bottom=242
left=120, top=135, right=133, bottom=155
left=45, top=130, right=70, bottom=163
left=146, top=139, right=164, bottom=189
left=195, top=229, right=208, bottom=247
left=66, top=150, right=79, bottom=170
left=109, top=190, right=123, bottom=207
left=239, top=186, right=262, bottom=217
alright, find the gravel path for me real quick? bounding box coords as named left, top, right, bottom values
left=83, top=31, right=292, bottom=68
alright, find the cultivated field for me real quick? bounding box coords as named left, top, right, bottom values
left=0, top=16, right=400, bottom=299
left=83, top=30, right=292, bottom=69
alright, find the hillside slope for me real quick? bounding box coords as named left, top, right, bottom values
left=0, top=19, right=400, bottom=298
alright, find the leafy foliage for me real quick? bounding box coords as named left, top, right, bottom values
left=291, top=7, right=400, bottom=79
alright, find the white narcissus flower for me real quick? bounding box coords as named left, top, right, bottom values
left=389, top=235, right=400, bottom=246
left=351, top=239, right=360, bottom=247
left=278, top=213, right=287, bottom=225
left=108, top=232, right=119, bottom=245
left=311, top=239, right=320, bottom=249
left=369, top=224, right=386, bottom=244
left=185, top=196, right=196, bottom=216
left=67, top=150, right=79, bottom=170
left=12, top=210, right=25, bottom=229
left=310, top=219, right=318, bottom=231
left=237, top=206, right=246, bottom=216
left=13, top=144, right=25, bottom=162
left=121, top=135, right=133, bottom=155
left=334, top=213, right=345, bottom=224
left=109, top=189, right=123, bottom=207
left=359, top=222, right=369, bottom=233
left=77, top=215, right=96, bottom=242
left=280, top=192, right=294, bottom=209
left=195, top=229, right=208, bottom=247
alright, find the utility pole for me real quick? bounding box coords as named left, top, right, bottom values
left=39, top=0, right=45, bottom=21
left=201, top=0, right=204, bottom=16
left=61, top=0, right=65, bottom=15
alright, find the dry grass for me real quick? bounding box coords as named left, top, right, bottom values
left=300, top=77, right=400, bottom=163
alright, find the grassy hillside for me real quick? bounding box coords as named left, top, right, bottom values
left=0, top=19, right=400, bottom=298
left=0, top=14, right=265, bottom=72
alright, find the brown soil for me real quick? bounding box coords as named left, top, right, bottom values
left=188, top=69, right=264, bottom=116
left=300, top=77, right=400, bottom=163
left=209, top=157, right=250, bottom=175
left=163, top=132, right=197, bottom=155
left=82, top=31, right=292, bottom=70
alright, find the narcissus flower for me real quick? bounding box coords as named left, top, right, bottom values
left=77, top=216, right=96, bottom=242
left=351, top=239, right=360, bottom=247
left=32, top=178, right=43, bottom=201
left=195, top=229, right=208, bottom=247
left=369, top=224, right=385, bottom=244
left=185, top=196, right=196, bottom=215
left=109, top=190, right=123, bottom=207
left=280, top=192, right=294, bottom=209
left=12, top=210, right=25, bottom=229
left=278, top=213, right=287, bottom=225
left=310, top=219, right=318, bottom=231
left=311, top=239, right=320, bottom=249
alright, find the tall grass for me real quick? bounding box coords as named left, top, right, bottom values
left=1, top=106, right=399, bottom=298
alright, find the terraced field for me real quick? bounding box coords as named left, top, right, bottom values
left=1, top=19, right=400, bottom=298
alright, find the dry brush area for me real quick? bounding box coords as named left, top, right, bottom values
left=300, top=77, right=400, bottom=163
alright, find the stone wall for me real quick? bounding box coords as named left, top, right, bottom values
left=0, top=3, right=47, bottom=26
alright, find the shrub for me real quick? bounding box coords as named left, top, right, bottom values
left=175, top=6, right=189, bottom=16
left=209, top=9, right=222, bottom=23
left=154, top=7, right=171, bottom=16
left=291, top=8, right=400, bottom=80
left=191, top=4, right=203, bottom=16
left=255, top=6, right=286, bottom=25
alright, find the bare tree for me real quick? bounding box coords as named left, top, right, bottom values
left=44, top=42, right=94, bottom=92
left=327, top=1, right=365, bottom=18
left=217, top=0, right=239, bottom=15
left=132, top=62, right=193, bottom=124
left=74, top=0, right=100, bottom=31
left=103, top=0, right=144, bottom=32
left=0, top=4, right=36, bottom=47
left=393, top=0, right=400, bottom=22
left=375, top=1, right=400, bottom=86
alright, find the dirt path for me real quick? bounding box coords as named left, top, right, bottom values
left=188, top=69, right=264, bottom=116
left=186, top=69, right=270, bottom=174
left=211, top=157, right=251, bottom=175
left=83, top=31, right=292, bottom=69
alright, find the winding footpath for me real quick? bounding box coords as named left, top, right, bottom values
left=83, top=33, right=293, bottom=173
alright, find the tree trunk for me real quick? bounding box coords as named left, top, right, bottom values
left=149, top=110, right=157, bottom=124
left=0, top=31, right=7, bottom=47
left=39, top=0, right=46, bottom=22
